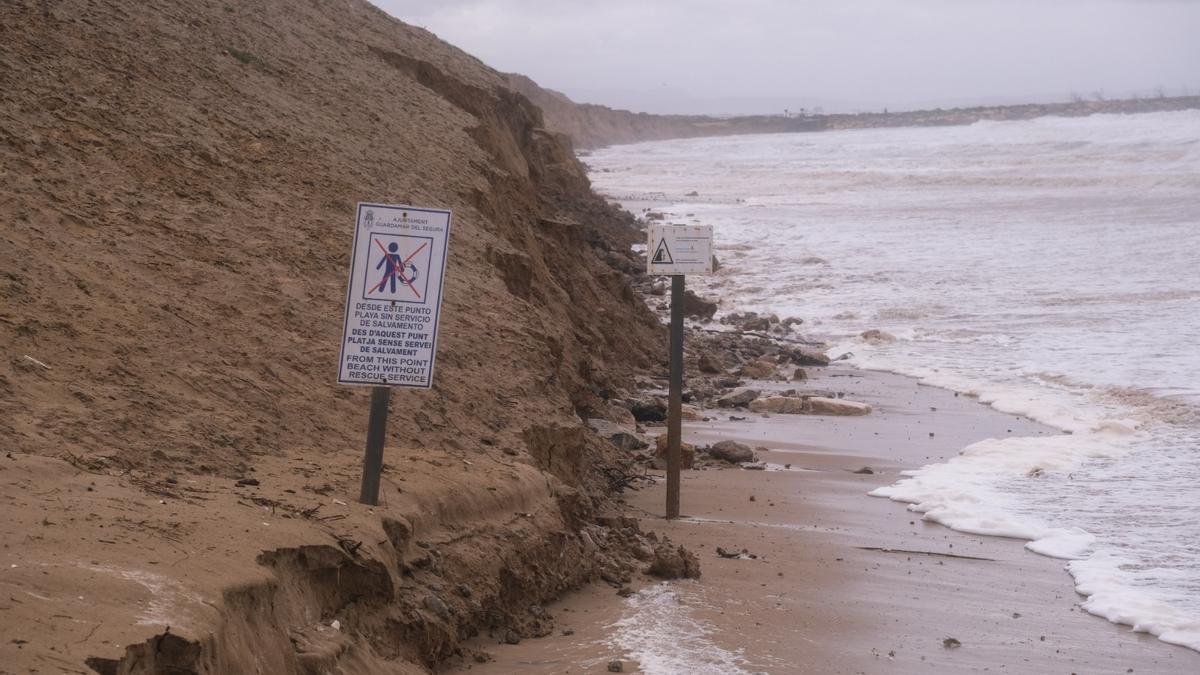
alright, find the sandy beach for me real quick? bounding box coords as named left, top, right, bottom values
left=450, top=367, right=1200, bottom=674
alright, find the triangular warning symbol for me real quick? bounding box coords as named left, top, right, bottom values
left=651, top=237, right=673, bottom=264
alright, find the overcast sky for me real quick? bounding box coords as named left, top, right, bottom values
left=377, top=0, right=1200, bottom=115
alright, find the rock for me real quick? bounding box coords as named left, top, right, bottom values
left=860, top=329, right=897, bottom=344
left=610, top=431, right=648, bottom=451
left=616, top=587, right=635, bottom=597
left=588, top=418, right=647, bottom=450
left=791, top=368, right=809, bottom=381
left=715, top=547, right=741, bottom=559
left=680, top=404, right=702, bottom=420
left=852, top=466, right=874, bottom=475
left=749, top=396, right=809, bottom=414
left=708, top=440, right=755, bottom=464
left=235, top=478, right=259, bottom=487
left=697, top=351, right=725, bottom=374
left=646, top=541, right=701, bottom=579
left=736, top=358, right=776, bottom=379
left=782, top=317, right=804, bottom=328
left=653, top=435, right=696, bottom=469
left=627, top=397, right=667, bottom=422
left=807, top=397, right=871, bottom=416
left=740, top=316, right=772, bottom=332
left=503, top=629, right=522, bottom=645
left=785, top=345, right=831, bottom=366
left=942, top=637, right=962, bottom=649
left=716, top=388, right=759, bottom=408
left=681, top=290, right=717, bottom=320
left=608, top=660, right=624, bottom=672
left=742, top=462, right=766, bottom=470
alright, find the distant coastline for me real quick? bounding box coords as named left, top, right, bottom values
left=505, top=74, right=1200, bottom=149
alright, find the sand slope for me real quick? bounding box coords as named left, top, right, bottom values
left=0, top=1, right=667, bottom=672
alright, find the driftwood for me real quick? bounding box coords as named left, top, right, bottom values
left=601, top=466, right=655, bottom=493
left=854, top=546, right=995, bottom=562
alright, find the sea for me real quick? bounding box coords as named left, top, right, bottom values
left=586, top=110, right=1200, bottom=657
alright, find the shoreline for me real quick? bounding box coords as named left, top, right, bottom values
left=450, top=366, right=1200, bottom=673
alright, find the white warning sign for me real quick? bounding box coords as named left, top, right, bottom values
left=338, top=203, right=452, bottom=387
left=647, top=224, right=713, bottom=275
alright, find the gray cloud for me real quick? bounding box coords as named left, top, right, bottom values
left=377, top=0, right=1200, bottom=114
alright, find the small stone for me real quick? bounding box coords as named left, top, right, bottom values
left=942, top=637, right=962, bottom=649
left=608, top=660, right=624, bottom=672
left=424, top=594, right=452, bottom=620
left=503, top=629, right=522, bottom=645
left=853, top=466, right=874, bottom=475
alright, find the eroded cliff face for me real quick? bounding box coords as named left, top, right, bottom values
left=0, top=1, right=666, bottom=672
left=1, top=0, right=661, bottom=480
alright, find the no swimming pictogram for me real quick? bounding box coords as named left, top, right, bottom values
left=363, top=233, right=433, bottom=303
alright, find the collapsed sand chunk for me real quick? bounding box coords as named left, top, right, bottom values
left=697, top=351, right=725, bottom=373
left=749, top=395, right=872, bottom=415
left=653, top=435, right=695, bottom=469
left=646, top=540, right=701, bottom=579
left=736, top=358, right=776, bottom=379
left=807, top=396, right=871, bottom=416
left=749, top=396, right=809, bottom=414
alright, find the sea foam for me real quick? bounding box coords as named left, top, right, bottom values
left=588, top=110, right=1200, bottom=654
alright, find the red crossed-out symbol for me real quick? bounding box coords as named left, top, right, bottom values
left=370, top=238, right=428, bottom=298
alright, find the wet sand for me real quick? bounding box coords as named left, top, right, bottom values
left=450, top=368, right=1200, bottom=673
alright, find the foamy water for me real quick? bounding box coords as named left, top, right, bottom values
left=608, top=582, right=761, bottom=674
left=588, top=111, right=1200, bottom=653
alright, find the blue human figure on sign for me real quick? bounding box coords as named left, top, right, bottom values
left=375, top=242, right=403, bottom=294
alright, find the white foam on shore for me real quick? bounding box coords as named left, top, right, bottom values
left=588, top=110, right=1200, bottom=656
left=1069, top=553, right=1200, bottom=651
left=607, top=582, right=761, bottom=674
left=868, top=432, right=1128, bottom=559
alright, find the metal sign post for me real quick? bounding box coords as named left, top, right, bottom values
left=359, top=386, right=392, bottom=504
left=647, top=224, right=713, bottom=519
left=666, top=275, right=685, bottom=518
left=338, top=202, right=452, bottom=506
